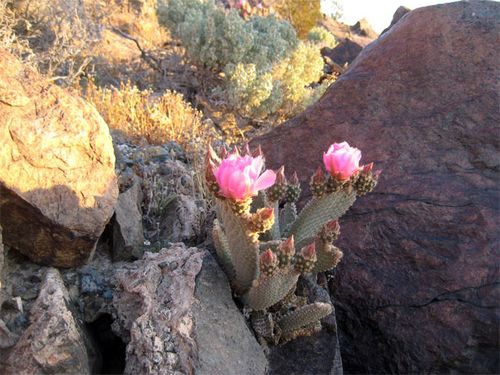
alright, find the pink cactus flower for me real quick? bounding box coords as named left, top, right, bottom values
left=323, top=142, right=362, bottom=180
left=213, top=151, right=276, bottom=201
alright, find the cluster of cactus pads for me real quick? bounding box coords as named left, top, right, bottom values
left=205, top=143, right=379, bottom=344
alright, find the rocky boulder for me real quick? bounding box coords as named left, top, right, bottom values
left=112, top=244, right=267, bottom=374
left=0, top=49, right=118, bottom=267
left=253, top=1, right=500, bottom=373
left=3, top=268, right=95, bottom=374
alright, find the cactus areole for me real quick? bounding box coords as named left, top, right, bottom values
left=207, top=143, right=379, bottom=344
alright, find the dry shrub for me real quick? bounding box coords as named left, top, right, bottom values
left=273, top=0, right=322, bottom=38
left=85, top=81, right=217, bottom=155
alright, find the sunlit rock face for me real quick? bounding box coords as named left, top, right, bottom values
left=253, top=1, right=499, bottom=373
left=0, top=48, right=118, bottom=267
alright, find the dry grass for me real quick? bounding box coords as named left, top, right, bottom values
left=85, top=80, right=219, bottom=154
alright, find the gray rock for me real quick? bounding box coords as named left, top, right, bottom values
left=113, top=174, right=145, bottom=261
left=3, top=268, right=92, bottom=374
left=192, top=252, right=267, bottom=375
left=112, top=244, right=205, bottom=374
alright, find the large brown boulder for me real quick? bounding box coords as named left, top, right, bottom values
left=253, top=1, right=499, bottom=373
left=0, top=49, right=118, bottom=267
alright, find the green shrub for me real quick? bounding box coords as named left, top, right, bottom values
left=307, top=26, right=337, bottom=48
left=158, top=0, right=297, bottom=70
left=158, top=0, right=330, bottom=119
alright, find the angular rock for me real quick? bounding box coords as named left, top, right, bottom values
left=3, top=268, right=92, bottom=374
left=253, top=1, right=500, bottom=373
left=192, top=252, right=267, bottom=375
left=0, top=49, right=118, bottom=267
left=160, top=194, right=204, bottom=245
left=322, top=39, right=364, bottom=67
left=113, top=174, right=144, bottom=261
left=350, top=18, right=378, bottom=39
left=112, top=244, right=204, bottom=374
left=381, top=6, right=411, bottom=35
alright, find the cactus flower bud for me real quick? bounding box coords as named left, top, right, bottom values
left=320, top=220, right=341, bottom=242
left=260, top=249, right=278, bottom=276
left=301, top=243, right=317, bottom=260
left=323, top=142, right=361, bottom=181
left=285, top=171, right=301, bottom=202
left=213, top=150, right=276, bottom=201
left=310, top=167, right=326, bottom=197
left=362, top=162, right=373, bottom=174
left=294, top=243, right=317, bottom=274
left=247, top=207, right=275, bottom=233
left=267, top=166, right=287, bottom=202
left=277, top=235, right=295, bottom=267
left=354, top=163, right=380, bottom=196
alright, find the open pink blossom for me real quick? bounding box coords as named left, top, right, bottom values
left=323, top=142, right=362, bottom=180
left=213, top=151, right=276, bottom=200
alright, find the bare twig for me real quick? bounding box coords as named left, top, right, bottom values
left=111, top=27, right=166, bottom=75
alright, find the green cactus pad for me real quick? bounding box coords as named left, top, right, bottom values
left=217, top=201, right=259, bottom=295
left=313, top=241, right=343, bottom=273
left=212, top=219, right=235, bottom=281
left=288, top=188, right=357, bottom=249
left=243, top=268, right=300, bottom=310
left=280, top=202, right=297, bottom=235
left=277, top=302, right=332, bottom=333
left=269, top=201, right=281, bottom=240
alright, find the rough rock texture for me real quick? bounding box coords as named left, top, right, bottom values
left=113, top=174, right=144, bottom=261
left=112, top=244, right=205, bottom=374
left=3, top=269, right=93, bottom=374
left=0, top=49, right=118, bottom=268
left=253, top=1, right=500, bottom=373
left=192, top=252, right=267, bottom=375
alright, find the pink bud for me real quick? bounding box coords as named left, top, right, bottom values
left=325, top=220, right=340, bottom=233
left=279, top=235, right=295, bottom=256
left=276, top=166, right=286, bottom=185
left=213, top=151, right=276, bottom=201
left=301, top=243, right=316, bottom=260
left=257, top=207, right=274, bottom=221
left=260, top=248, right=277, bottom=266
left=323, top=142, right=362, bottom=181
left=362, top=162, right=374, bottom=174
left=311, top=167, right=325, bottom=184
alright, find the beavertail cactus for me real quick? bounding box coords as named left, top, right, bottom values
left=207, top=142, right=379, bottom=344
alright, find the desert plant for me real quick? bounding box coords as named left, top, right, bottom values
left=272, top=0, right=322, bottom=38
left=206, top=142, right=380, bottom=344
left=224, top=41, right=326, bottom=118
left=158, top=0, right=297, bottom=71
left=158, top=0, right=331, bottom=119
left=85, top=80, right=214, bottom=155
left=307, top=26, right=337, bottom=48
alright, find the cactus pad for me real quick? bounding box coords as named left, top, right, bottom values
left=243, top=268, right=300, bottom=310
left=217, top=201, right=259, bottom=294
left=277, top=302, right=332, bottom=333
left=288, top=188, right=356, bottom=249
